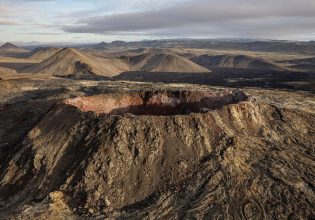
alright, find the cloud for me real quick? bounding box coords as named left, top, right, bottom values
left=9, top=0, right=54, bottom=1
left=22, top=32, right=64, bottom=35
left=1, top=0, right=315, bottom=41
left=0, top=6, right=6, bottom=12
left=62, top=0, right=315, bottom=39
left=0, top=18, right=19, bottom=25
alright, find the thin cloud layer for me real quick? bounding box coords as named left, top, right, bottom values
left=63, top=0, right=315, bottom=39
left=0, top=18, right=19, bottom=25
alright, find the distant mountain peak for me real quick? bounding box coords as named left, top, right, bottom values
left=111, top=40, right=126, bottom=43
left=0, top=42, right=27, bottom=52
left=0, top=42, right=20, bottom=49
left=94, top=41, right=108, bottom=49
left=111, top=40, right=127, bottom=46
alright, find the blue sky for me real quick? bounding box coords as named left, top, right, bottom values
left=0, top=0, right=315, bottom=44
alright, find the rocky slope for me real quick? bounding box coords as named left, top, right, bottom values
left=0, top=84, right=314, bottom=219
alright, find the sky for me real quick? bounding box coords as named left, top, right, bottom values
left=0, top=0, right=315, bottom=44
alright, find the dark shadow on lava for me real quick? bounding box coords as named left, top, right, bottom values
left=113, top=68, right=315, bottom=93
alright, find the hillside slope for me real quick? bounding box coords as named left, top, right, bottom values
left=27, top=47, right=62, bottom=61
left=25, top=48, right=129, bottom=77
left=125, top=52, right=211, bottom=72
left=279, top=57, right=315, bottom=71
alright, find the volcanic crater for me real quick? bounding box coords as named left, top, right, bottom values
left=1, top=86, right=314, bottom=219
left=64, top=90, right=247, bottom=116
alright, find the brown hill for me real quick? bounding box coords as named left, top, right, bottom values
left=25, top=48, right=129, bottom=77
left=0, top=42, right=27, bottom=53
left=193, top=54, right=289, bottom=71
left=27, top=47, right=62, bottom=61
left=279, top=57, right=315, bottom=71
left=125, top=52, right=211, bottom=72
